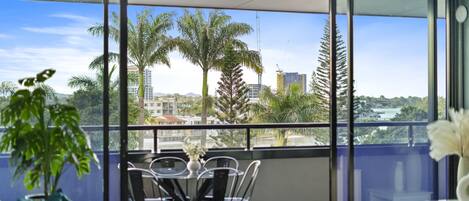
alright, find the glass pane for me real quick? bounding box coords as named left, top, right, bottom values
left=123, top=4, right=331, bottom=150
left=251, top=127, right=329, bottom=148
left=353, top=1, right=440, bottom=201
left=336, top=1, right=350, bottom=200
left=0, top=0, right=104, bottom=200
left=109, top=1, right=121, bottom=200
left=124, top=1, right=330, bottom=201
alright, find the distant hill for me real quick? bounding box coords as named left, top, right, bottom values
left=55, top=93, right=71, bottom=99
left=184, top=92, right=201, bottom=97
left=154, top=92, right=168, bottom=97
left=154, top=92, right=201, bottom=97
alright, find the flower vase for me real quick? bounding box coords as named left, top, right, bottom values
left=458, top=157, right=469, bottom=201
left=187, top=159, right=201, bottom=175
left=458, top=157, right=469, bottom=181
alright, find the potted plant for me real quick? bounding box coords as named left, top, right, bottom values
left=182, top=138, right=207, bottom=175
left=0, top=69, right=99, bottom=200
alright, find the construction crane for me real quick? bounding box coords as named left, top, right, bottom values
left=256, top=12, right=262, bottom=87
left=276, top=64, right=282, bottom=72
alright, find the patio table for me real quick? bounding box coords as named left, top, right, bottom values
left=154, top=168, right=243, bottom=201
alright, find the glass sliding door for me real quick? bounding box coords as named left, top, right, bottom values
left=350, top=0, right=445, bottom=200
left=336, top=0, right=355, bottom=200
left=335, top=0, right=352, bottom=201
left=121, top=0, right=332, bottom=201
left=107, top=1, right=122, bottom=200
left=0, top=0, right=105, bottom=200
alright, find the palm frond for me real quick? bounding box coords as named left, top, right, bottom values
left=89, top=52, right=120, bottom=70
left=68, top=76, right=97, bottom=90
left=236, top=49, right=263, bottom=74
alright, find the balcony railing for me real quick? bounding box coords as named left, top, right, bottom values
left=0, top=121, right=429, bottom=153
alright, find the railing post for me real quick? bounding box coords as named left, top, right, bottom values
left=408, top=125, right=414, bottom=147
left=153, top=129, right=158, bottom=153
left=246, top=128, right=251, bottom=151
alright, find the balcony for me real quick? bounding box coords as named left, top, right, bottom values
left=1, top=121, right=437, bottom=201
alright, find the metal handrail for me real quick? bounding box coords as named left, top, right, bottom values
left=0, top=121, right=427, bottom=131
left=0, top=121, right=429, bottom=151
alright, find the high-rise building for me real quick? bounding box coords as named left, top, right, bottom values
left=247, top=84, right=266, bottom=102
left=276, top=70, right=307, bottom=93
left=128, top=66, right=154, bottom=100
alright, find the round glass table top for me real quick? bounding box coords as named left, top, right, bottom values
left=155, top=168, right=243, bottom=179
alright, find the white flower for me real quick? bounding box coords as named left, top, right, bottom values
left=182, top=138, right=207, bottom=161
left=427, top=108, right=469, bottom=161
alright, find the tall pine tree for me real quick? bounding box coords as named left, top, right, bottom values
left=310, top=20, right=348, bottom=120
left=212, top=44, right=250, bottom=147
left=215, top=45, right=250, bottom=123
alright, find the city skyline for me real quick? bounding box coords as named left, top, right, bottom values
left=0, top=1, right=447, bottom=98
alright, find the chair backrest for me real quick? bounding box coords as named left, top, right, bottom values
left=203, top=156, right=239, bottom=170
left=117, top=161, right=136, bottom=169
left=149, top=156, right=187, bottom=176
left=127, top=168, right=162, bottom=201
left=196, top=167, right=240, bottom=201
left=235, top=160, right=261, bottom=201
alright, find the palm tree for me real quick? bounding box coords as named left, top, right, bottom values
left=88, top=9, right=175, bottom=125
left=175, top=10, right=263, bottom=126
left=68, top=66, right=119, bottom=92
left=68, top=57, right=142, bottom=149
left=251, top=84, right=322, bottom=146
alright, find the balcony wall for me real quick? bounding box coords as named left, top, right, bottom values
left=0, top=144, right=439, bottom=201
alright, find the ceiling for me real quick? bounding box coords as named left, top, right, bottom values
left=39, top=0, right=446, bottom=18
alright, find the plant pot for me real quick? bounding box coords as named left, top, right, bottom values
left=458, top=156, right=469, bottom=181
left=22, top=190, right=71, bottom=201
left=187, top=159, right=201, bottom=174
left=24, top=194, right=46, bottom=201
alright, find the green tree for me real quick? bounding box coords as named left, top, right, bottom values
left=251, top=84, right=323, bottom=146
left=310, top=20, right=348, bottom=120
left=181, top=96, right=216, bottom=117
left=212, top=45, right=250, bottom=147
left=68, top=62, right=142, bottom=149
left=174, top=9, right=263, bottom=127
left=354, top=96, right=446, bottom=145
left=0, top=81, right=17, bottom=97
left=89, top=9, right=175, bottom=125
left=215, top=45, right=250, bottom=124
left=0, top=81, right=17, bottom=110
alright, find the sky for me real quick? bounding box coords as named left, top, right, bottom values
left=0, top=0, right=447, bottom=98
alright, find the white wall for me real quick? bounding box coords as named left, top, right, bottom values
left=239, top=157, right=329, bottom=201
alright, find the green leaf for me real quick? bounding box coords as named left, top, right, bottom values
left=1, top=69, right=98, bottom=194
left=18, top=77, right=36, bottom=87
left=36, top=69, right=56, bottom=83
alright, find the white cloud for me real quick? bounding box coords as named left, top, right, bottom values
left=22, top=13, right=100, bottom=48
left=0, top=33, right=12, bottom=39
left=150, top=46, right=318, bottom=95
left=0, top=13, right=102, bottom=94
left=22, top=13, right=96, bottom=36
left=151, top=53, right=220, bottom=95
left=22, top=26, right=87, bottom=36
left=50, top=13, right=95, bottom=23
left=0, top=13, right=104, bottom=94
left=0, top=47, right=101, bottom=94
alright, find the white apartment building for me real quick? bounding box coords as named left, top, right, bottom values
left=178, top=116, right=221, bottom=125
left=145, top=97, right=178, bottom=117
